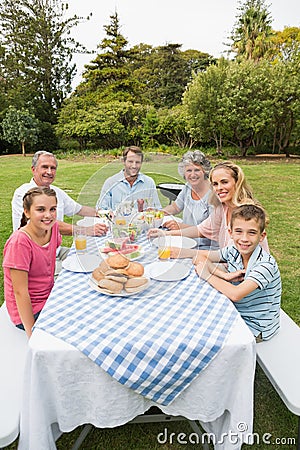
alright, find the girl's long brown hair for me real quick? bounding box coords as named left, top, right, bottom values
left=20, top=187, right=57, bottom=228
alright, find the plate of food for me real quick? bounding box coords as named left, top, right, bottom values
left=146, top=260, right=192, bottom=282
left=100, top=237, right=144, bottom=261
left=89, top=254, right=149, bottom=296
left=152, top=236, right=197, bottom=249
left=62, top=254, right=103, bottom=273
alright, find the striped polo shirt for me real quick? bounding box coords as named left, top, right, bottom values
left=220, top=244, right=281, bottom=340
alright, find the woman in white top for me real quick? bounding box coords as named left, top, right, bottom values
left=162, top=150, right=217, bottom=248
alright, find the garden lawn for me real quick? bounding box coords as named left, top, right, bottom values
left=0, top=153, right=299, bottom=450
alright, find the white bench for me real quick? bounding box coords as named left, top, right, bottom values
left=256, top=308, right=300, bottom=450
left=0, top=303, right=28, bottom=448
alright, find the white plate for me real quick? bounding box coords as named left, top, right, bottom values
left=62, top=254, right=103, bottom=273
left=88, top=277, right=150, bottom=297
left=146, top=261, right=192, bottom=282
left=76, top=217, right=107, bottom=227
left=99, top=247, right=144, bottom=262
left=152, top=236, right=197, bottom=249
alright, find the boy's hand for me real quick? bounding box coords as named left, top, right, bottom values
left=222, top=270, right=245, bottom=282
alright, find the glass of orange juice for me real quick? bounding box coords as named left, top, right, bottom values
left=74, top=227, right=87, bottom=253
left=158, top=236, right=171, bottom=260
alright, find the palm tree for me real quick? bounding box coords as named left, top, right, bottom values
left=230, top=0, right=273, bottom=62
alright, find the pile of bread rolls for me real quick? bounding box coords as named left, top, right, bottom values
left=92, top=253, right=148, bottom=295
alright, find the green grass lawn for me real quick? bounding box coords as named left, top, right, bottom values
left=1, top=153, right=299, bottom=449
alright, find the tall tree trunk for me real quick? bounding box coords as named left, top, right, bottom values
left=21, top=141, right=26, bottom=156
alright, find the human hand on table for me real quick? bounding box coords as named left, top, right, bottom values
left=163, top=219, right=181, bottom=230
left=221, top=269, right=245, bottom=282
left=195, top=259, right=245, bottom=283
left=85, top=223, right=108, bottom=236
left=147, top=228, right=167, bottom=239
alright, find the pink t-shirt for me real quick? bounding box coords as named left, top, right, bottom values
left=2, top=222, right=62, bottom=324
left=197, top=204, right=270, bottom=252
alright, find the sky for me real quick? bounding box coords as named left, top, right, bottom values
left=66, top=0, right=300, bottom=88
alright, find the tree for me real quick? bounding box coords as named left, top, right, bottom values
left=268, top=27, right=300, bottom=62
left=132, top=43, right=192, bottom=108
left=2, top=106, right=39, bottom=155
left=229, top=0, right=273, bottom=61
left=267, top=58, right=300, bottom=156
left=55, top=99, right=149, bottom=149
left=222, top=60, right=273, bottom=155
left=183, top=59, right=231, bottom=153
left=181, top=49, right=216, bottom=74
left=141, top=108, right=160, bottom=147
left=0, top=0, right=88, bottom=124
left=76, top=12, right=139, bottom=102
left=157, top=106, right=195, bottom=148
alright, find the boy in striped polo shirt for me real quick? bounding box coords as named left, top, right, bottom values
left=195, top=204, right=281, bottom=341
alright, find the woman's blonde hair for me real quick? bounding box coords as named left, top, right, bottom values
left=209, top=161, right=255, bottom=206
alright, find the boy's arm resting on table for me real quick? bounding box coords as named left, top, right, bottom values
left=195, top=260, right=256, bottom=302
left=10, top=269, right=35, bottom=338
left=192, top=249, right=220, bottom=264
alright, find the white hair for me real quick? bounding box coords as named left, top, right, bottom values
left=178, top=150, right=212, bottom=179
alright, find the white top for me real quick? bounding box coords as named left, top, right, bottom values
left=175, top=184, right=218, bottom=248
left=11, top=178, right=82, bottom=231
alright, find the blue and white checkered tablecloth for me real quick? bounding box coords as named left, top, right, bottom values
left=35, top=234, right=239, bottom=405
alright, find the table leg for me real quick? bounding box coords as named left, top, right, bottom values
left=71, top=424, right=93, bottom=450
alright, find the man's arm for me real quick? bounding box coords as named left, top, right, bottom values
left=57, top=220, right=74, bottom=236
left=77, top=205, right=97, bottom=217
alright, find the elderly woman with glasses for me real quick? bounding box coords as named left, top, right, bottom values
left=162, top=150, right=217, bottom=248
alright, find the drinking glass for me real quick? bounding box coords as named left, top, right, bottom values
left=74, top=227, right=87, bottom=253
left=158, top=235, right=171, bottom=260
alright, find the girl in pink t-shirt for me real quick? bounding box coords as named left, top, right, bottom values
left=3, top=187, right=61, bottom=337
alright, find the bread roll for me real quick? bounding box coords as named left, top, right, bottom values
left=106, top=253, right=129, bottom=269
left=124, top=277, right=148, bottom=292
left=125, top=262, right=144, bottom=277
left=98, top=278, right=124, bottom=294
left=92, top=267, right=105, bottom=282
left=105, top=274, right=128, bottom=284
left=98, top=260, right=111, bottom=274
